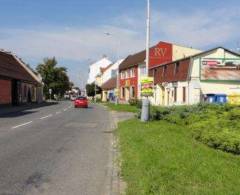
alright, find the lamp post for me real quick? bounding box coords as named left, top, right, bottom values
left=104, top=32, right=120, bottom=105
left=141, top=0, right=151, bottom=122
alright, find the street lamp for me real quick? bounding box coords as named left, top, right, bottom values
left=104, top=32, right=120, bottom=105
left=141, top=0, right=151, bottom=122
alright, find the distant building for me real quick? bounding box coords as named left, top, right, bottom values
left=87, top=56, right=112, bottom=84
left=0, top=50, right=43, bottom=106
left=99, top=59, right=124, bottom=102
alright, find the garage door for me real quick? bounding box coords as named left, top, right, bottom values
left=0, top=79, right=12, bottom=105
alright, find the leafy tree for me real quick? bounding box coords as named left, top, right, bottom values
left=36, top=57, right=72, bottom=99
left=86, top=83, right=102, bottom=97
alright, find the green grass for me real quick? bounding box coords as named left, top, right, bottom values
left=117, top=119, right=240, bottom=195
left=103, top=103, right=139, bottom=113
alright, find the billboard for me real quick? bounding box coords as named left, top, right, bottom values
left=200, top=58, right=240, bottom=81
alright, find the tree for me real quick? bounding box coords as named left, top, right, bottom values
left=36, top=57, right=72, bottom=99
left=86, top=83, right=102, bottom=97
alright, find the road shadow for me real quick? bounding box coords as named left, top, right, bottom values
left=0, top=102, right=59, bottom=118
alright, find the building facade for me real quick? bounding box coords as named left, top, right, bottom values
left=149, top=47, right=240, bottom=106
left=118, top=41, right=201, bottom=103
left=0, top=50, right=43, bottom=106
left=87, top=56, right=112, bottom=84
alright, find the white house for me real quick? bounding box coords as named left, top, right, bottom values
left=101, top=59, right=123, bottom=84
left=100, top=59, right=124, bottom=102
left=87, top=56, right=112, bottom=84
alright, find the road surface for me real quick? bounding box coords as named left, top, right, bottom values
left=0, top=101, right=112, bottom=195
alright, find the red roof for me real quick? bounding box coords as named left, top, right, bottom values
left=0, top=51, right=41, bottom=85
left=101, top=77, right=117, bottom=90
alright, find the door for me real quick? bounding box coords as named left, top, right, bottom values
left=12, top=80, right=19, bottom=106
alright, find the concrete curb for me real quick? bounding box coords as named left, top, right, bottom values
left=101, top=104, right=134, bottom=195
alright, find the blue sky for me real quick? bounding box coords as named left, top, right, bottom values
left=0, top=0, right=240, bottom=88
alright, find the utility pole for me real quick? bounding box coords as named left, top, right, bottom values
left=146, top=0, right=150, bottom=76
left=141, top=0, right=151, bottom=122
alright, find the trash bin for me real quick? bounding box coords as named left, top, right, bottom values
left=206, top=94, right=216, bottom=103
left=215, top=94, right=227, bottom=103
left=228, top=94, right=240, bottom=105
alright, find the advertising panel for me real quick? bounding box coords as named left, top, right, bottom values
left=141, top=77, right=154, bottom=97
left=201, top=58, right=240, bottom=81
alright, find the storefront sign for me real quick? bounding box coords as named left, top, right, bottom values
left=141, top=77, right=154, bottom=97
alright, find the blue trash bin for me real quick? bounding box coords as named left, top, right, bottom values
left=215, top=94, right=227, bottom=103
left=206, top=94, right=216, bottom=103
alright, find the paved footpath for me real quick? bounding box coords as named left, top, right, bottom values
left=0, top=101, right=115, bottom=195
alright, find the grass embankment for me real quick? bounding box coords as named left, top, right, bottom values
left=118, top=104, right=240, bottom=195
left=103, top=102, right=139, bottom=113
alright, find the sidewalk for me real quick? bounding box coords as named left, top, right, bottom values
left=0, top=101, right=58, bottom=116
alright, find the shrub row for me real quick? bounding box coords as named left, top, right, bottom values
left=146, top=103, right=240, bottom=154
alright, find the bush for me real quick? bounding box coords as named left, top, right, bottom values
left=129, top=99, right=142, bottom=109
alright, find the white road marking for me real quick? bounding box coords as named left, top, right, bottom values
left=63, top=108, right=68, bottom=111
left=40, top=114, right=53, bottom=120
left=12, top=121, right=33, bottom=129
left=56, top=111, right=61, bottom=115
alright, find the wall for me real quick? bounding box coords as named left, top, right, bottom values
left=119, top=66, right=138, bottom=102
left=150, top=58, right=191, bottom=84
left=0, top=79, right=12, bottom=105
left=102, top=59, right=123, bottom=84
left=172, top=45, right=201, bottom=60
left=87, top=57, right=112, bottom=84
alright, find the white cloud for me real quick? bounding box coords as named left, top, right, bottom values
left=0, top=5, right=239, bottom=87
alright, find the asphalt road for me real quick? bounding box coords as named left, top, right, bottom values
left=0, top=101, right=112, bottom=195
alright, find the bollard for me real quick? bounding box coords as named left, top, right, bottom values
left=141, top=98, right=150, bottom=122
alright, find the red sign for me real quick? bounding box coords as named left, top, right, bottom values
left=149, top=42, right=173, bottom=69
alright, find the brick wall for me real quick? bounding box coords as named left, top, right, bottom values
left=0, top=79, right=12, bottom=105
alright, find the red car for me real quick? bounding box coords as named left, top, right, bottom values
left=74, top=97, right=88, bottom=108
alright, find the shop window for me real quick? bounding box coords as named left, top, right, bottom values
left=24, top=85, right=27, bottom=98
left=174, top=87, right=177, bottom=102
left=121, top=87, right=125, bottom=98
left=183, top=87, right=186, bottom=103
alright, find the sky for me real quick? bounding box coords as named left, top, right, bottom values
left=0, top=0, right=240, bottom=88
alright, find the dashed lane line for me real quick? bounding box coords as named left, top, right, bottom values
left=40, top=114, right=53, bottom=120
left=12, top=121, right=33, bottom=129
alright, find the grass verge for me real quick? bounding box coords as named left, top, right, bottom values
left=103, top=103, right=139, bottom=113
left=117, top=119, right=240, bottom=195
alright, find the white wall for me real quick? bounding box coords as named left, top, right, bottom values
left=102, top=59, right=123, bottom=84
left=87, top=57, right=112, bottom=84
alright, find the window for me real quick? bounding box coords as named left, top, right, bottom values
left=125, top=70, right=129, bottom=78
left=140, top=66, right=146, bottom=76
left=175, top=62, right=180, bottom=75
left=183, top=87, right=186, bottom=103
left=121, top=72, right=125, bottom=79
left=162, top=65, right=167, bottom=77
left=174, top=87, right=177, bottom=102
left=130, top=86, right=135, bottom=98
left=132, top=69, right=135, bottom=77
